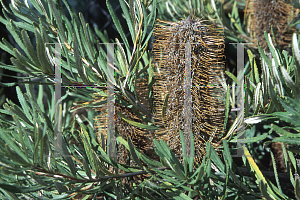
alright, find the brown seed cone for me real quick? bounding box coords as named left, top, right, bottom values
left=245, top=0, right=299, bottom=50
left=152, top=17, right=226, bottom=164
left=93, top=77, right=154, bottom=167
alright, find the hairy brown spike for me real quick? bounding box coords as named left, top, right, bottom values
left=93, top=76, right=153, bottom=166
left=245, top=0, right=299, bottom=50
left=152, top=17, right=226, bottom=164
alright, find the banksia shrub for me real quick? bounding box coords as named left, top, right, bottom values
left=245, top=0, right=299, bottom=50
left=152, top=17, right=226, bottom=164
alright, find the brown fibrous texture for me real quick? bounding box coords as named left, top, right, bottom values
left=152, top=17, right=226, bottom=164
left=93, top=77, right=153, bottom=167
left=245, top=0, right=298, bottom=50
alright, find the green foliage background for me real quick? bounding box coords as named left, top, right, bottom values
left=0, top=0, right=299, bottom=199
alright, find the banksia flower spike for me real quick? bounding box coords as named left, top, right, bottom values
left=245, top=0, right=299, bottom=50
left=93, top=77, right=153, bottom=166
left=152, top=16, right=226, bottom=164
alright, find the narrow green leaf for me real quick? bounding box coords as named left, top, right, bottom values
left=222, top=85, right=231, bottom=133
left=173, top=163, right=185, bottom=180
left=0, top=62, right=25, bottom=74
left=130, top=0, right=136, bottom=37
left=222, top=163, right=229, bottom=199
left=159, top=140, right=183, bottom=171
left=268, top=78, right=282, bottom=111
left=10, top=103, right=33, bottom=127
left=153, top=139, right=170, bottom=161
left=37, top=85, right=44, bottom=112
left=253, top=56, right=260, bottom=85
left=288, top=150, right=300, bottom=167
left=163, top=157, right=175, bottom=172
left=79, top=12, right=94, bottom=62
left=116, top=39, right=128, bottom=77
left=117, top=135, right=160, bottom=169
left=264, top=137, right=300, bottom=147
left=270, top=150, right=282, bottom=194
left=92, top=152, right=115, bottom=176
left=21, top=29, right=40, bottom=68
left=247, top=49, right=254, bottom=83
left=206, top=158, right=211, bottom=178
left=61, top=138, right=77, bottom=177
left=61, top=0, right=73, bottom=20
left=13, top=48, right=39, bottom=72
left=120, top=0, right=135, bottom=42
left=265, top=31, right=281, bottom=67
left=209, top=142, right=225, bottom=174
left=40, top=128, right=47, bottom=168
left=95, top=28, right=109, bottom=43
left=117, top=111, right=158, bottom=130
left=0, top=183, right=46, bottom=193
left=236, top=133, right=269, bottom=143
left=253, top=82, right=261, bottom=114
left=271, top=113, right=300, bottom=129
left=72, top=14, right=84, bottom=57
left=179, top=131, right=192, bottom=174
left=230, top=1, right=244, bottom=34
left=292, top=33, right=300, bottom=87
left=282, top=143, right=294, bottom=186
left=295, top=178, right=300, bottom=199
left=270, top=26, right=280, bottom=48
left=0, top=37, right=15, bottom=56
left=259, top=180, right=274, bottom=200
left=147, top=0, right=156, bottom=26
left=120, top=80, right=152, bottom=118
left=73, top=33, right=90, bottom=84
left=222, top=139, right=233, bottom=169
left=128, top=137, right=144, bottom=168
left=6, top=20, right=26, bottom=51
left=0, top=126, right=30, bottom=164
left=83, top=158, right=92, bottom=179
left=188, top=130, right=194, bottom=173
left=178, top=192, right=193, bottom=200
left=48, top=0, right=66, bottom=41
left=271, top=59, right=283, bottom=96
left=179, top=130, right=186, bottom=161
left=258, top=44, right=272, bottom=68
left=280, top=66, right=297, bottom=98
left=10, top=3, right=39, bottom=25
left=106, top=0, right=130, bottom=53
left=54, top=182, right=68, bottom=194
left=138, top=150, right=163, bottom=167
left=225, top=71, right=242, bottom=87
left=0, top=0, right=12, bottom=14
left=162, top=93, right=169, bottom=118
left=278, top=95, right=300, bottom=114
left=271, top=124, right=300, bottom=138
left=137, top=62, right=149, bottom=77
left=78, top=123, right=96, bottom=175
left=196, top=165, right=204, bottom=181
left=16, top=86, right=31, bottom=123
left=141, top=2, right=148, bottom=43
left=35, top=28, right=54, bottom=74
